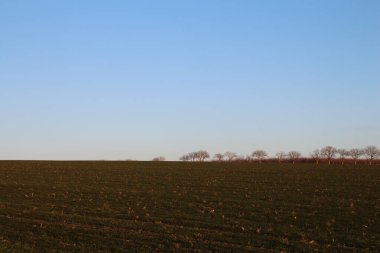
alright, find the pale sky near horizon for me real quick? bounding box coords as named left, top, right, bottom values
left=1, top=1, right=379, bottom=160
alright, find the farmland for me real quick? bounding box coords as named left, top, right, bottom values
left=0, top=161, right=379, bottom=252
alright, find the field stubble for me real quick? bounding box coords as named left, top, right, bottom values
left=0, top=161, right=379, bottom=252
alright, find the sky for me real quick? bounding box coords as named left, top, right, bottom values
left=1, top=0, right=379, bottom=160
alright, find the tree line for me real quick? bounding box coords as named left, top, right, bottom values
left=175, top=146, right=380, bottom=165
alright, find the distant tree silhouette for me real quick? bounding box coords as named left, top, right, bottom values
left=188, top=152, right=197, bottom=162
left=180, top=151, right=209, bottom=162
left=349, top=149, right=363, bottom=165
left=275, top=152, right=286, bottom=163
left=179, top=154, right=190, bottom=161
left=288, top=151, right=301, bottom=164
left=177, top=146, right=380, bottom=165
left=252, top=150, right=268, bottom=163
left=364, top=146, right=380, bottom=165
left=152, top=156, right=165, bottom=161
left=337, top=149, right=349, bottom=165
left=310, top=149, right=321, bottom=164
left=214, top=153, right=224, bottom=162
left=224, top=152, right=237, bottom=162
left=194, top=150, right=210, bottom=162
left=321, top=146, right=337, bottom=165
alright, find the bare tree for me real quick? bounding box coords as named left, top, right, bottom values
left=194, top=150, right=210, bottom=162
left=275, top=152, right=286, bottom=163
left=152, top=156, right=165, bottom=161
left=364, top=146, right=380, bottom=165
left=179, top=154, right=190, bottom=161
left=349, top=149, right=363, bottom=165
left=180, top=152, right=197, bottom=162
left=224, top=152, right=237, bottom=162
left=310, top=149, right=321, bottom=164
left=337, top=149, right=349, bottom=165
left=252, top=150, right=268, bottom=163
left=288, top=151, right=301, bottom=164
left=321, top=146, right=337, bottom=165
left=188, top=152, right=197, bottom=162
left=213, top=153, right=224, bottom=162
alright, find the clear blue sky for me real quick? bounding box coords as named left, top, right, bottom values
left=1, top=1, right=379, bottom=160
